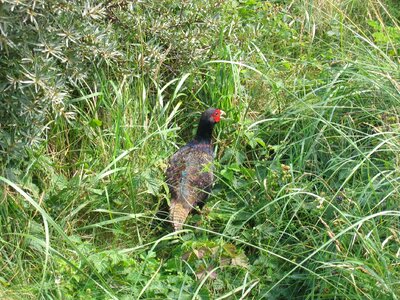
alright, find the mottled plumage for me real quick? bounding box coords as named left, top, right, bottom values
left=166, top=108, right=224, bottom=231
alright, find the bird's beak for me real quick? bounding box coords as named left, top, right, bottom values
left=220, top=110, right=226, bottom=120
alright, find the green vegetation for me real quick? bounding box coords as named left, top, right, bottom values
left=1, top=0, right=399, bottom=299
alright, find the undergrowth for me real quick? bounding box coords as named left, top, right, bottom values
left=1, top=0, right=399, bottom=299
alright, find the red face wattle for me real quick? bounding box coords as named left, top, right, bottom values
left=212, top=109, right=221, bottom=123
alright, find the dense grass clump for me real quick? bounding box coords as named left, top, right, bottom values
left=1, top=0, right=399, bottom=299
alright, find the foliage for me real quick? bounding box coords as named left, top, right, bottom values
left=1, top=0, right=399, bottom=299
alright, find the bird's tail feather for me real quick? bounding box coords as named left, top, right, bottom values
left=170, top=200, right=190, bottom=231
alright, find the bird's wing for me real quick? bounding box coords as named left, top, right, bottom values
left=182, top=149, right=213, bottom=206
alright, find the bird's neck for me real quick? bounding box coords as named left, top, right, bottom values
left=194, top=120, right=214, bottom=143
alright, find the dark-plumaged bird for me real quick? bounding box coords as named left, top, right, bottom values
left=166, top=108, right=225, bottom=231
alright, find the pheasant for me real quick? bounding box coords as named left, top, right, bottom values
left=166, top=108, right=225, bottom=231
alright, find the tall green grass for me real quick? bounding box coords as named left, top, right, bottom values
left=1, top=0, right=399, bottom=299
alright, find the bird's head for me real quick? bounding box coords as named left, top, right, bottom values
left=202, top=108, right=226, bottom=124
left=195, top=108, right=226, bottom=141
